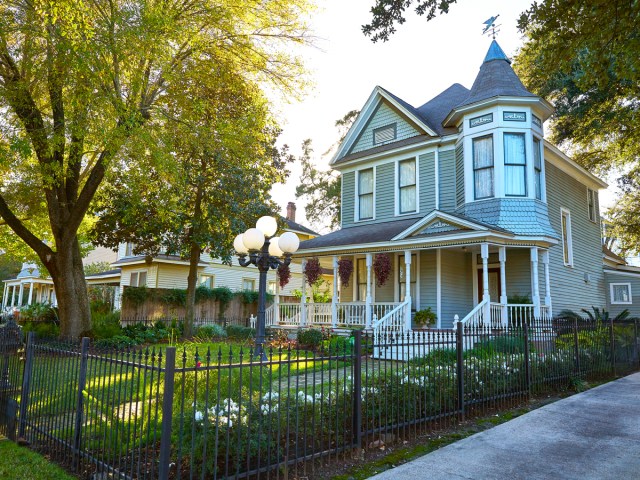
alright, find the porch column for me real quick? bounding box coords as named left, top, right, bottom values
left=10, top=285, right=16, bottom=307
left=18, top=283, right=24, bottom=307
left=498, top=246, right=508, bottom=327
left=274, top=272, right=281, bottom=325
left=300, top=259, right=308, bottom=327
left=331, top=256, right=338, bottom=328
left=542, top=250, right=552, bottom=316
left=114, top=286, right=121, bottom=311
left=27, top=281, right=34, bottom=305
left=481, top=243, right=490, bottom=323
left=2, top=284, right=8, bottom=309
left=404, top=250, right=412, bottom=330
left=365, top=253, right=373, bottom=329
left=530, top=247, right=541, bottom=318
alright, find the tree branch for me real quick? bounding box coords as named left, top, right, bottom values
left=0, top=193, right=54, bottom=261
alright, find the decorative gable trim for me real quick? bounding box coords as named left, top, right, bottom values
left=331, top=86, right=438, bottom=165
left=392, top=210, right=495, bottom=241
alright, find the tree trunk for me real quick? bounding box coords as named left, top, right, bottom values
left=49, top=236, right=92, bottom=337
left=184, top=179, right=204, bottom=338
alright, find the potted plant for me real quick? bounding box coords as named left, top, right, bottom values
left=414, top=307, right=436, bottom=329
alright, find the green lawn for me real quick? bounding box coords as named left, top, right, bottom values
left=0, top=440, right=77, bottom=479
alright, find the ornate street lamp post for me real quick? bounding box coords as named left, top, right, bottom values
left=234, top=216, right=299, bottom=360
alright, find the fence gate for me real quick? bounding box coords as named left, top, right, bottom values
left=0, top=319, right=23, bottom=440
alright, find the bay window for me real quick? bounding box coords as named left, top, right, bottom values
left=473, top=135, right=494, bottom=199
left=533, top=137, right=543, bottom=200
left=504, top=133, right=527, bottom=196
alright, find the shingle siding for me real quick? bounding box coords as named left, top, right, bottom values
left=438, top=149, right=456, bottom=212
left=350, top=102, right=421, bottom=155
left=545, top=161, right=606, bottom=315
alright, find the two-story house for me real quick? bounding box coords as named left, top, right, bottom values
left=285, top=40, right=615, bottom=334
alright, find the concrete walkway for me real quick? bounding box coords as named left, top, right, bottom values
left=372, top=373, right=640, bottom=480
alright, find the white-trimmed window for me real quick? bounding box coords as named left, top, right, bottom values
left=398, top=158, right=417, bottom=214
left=587, top=188, right=597, bottom=222
left=373, top=123, right=396, bottom=145
left=130, top=270, right=147, bottom=287
left=242, top=278, right=256, bottom=291
left=504, top=132, right=527, bottom=196
left=125, top=242, right=134, bottom=257
left=357, top=168, right=374, bottom=220
left=199, top=274, right=214, bottom=288
left=533, top=137, right=543, bottom=200
left=473, top=135, right=494, bottom=199
left=561, top=209, right=573, bottom=266
left=268, top=280, right=276, bottom=295
left=610, top=283, right=632, bottom=304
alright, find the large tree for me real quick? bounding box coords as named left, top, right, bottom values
left=92, top=57, right=291, bottom=336
left=0, top=0, right=310, bottom=336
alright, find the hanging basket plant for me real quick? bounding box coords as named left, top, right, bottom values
left=277, top=264, right=291, bottom=289
left=373, top=253, right=392, bottom=287
left=304, top=257, right=322, bottom=286
left=338, top=258, right=353, bottom=287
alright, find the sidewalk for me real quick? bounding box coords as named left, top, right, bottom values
left=371, top=372, right=640, bottom=480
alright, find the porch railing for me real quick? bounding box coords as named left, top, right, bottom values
left=459, top=299, right=489, bottom=331
left=372, top=299, right=410, bottom=343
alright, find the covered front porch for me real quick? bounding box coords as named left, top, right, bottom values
left=264, top=241, right=554, bottom=335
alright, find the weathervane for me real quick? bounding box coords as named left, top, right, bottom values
left=482, top=15, right=501, bottom=39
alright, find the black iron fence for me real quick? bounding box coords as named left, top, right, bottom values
left=0, top=317, right=638, bottom=479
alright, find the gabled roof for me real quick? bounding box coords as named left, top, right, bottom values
left=282, top=217, right=318, bottom=236
left=416, top=84, right=470, bottom=136
left=391, top=210, right=512, bottom=241
left=331, top=86, right=438, bottom=165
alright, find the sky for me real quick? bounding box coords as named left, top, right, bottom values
left=269, top=0, right=615, bottom=231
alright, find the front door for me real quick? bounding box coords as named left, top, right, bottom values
left=477, top=268, right=501, bottom=302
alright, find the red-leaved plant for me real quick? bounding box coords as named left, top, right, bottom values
left=338, top=258, right=353, bottom=287
left=277, top=264, right=291, bottom=289
left=373, top=253, right=392, bottom=287
left=304, top=257, right=322, bottom=286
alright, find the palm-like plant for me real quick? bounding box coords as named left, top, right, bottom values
left=558, top=307, right=630, bottom=322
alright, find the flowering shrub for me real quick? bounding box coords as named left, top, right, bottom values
left=304, top=257, right=322, bottom=286
left=373, top=253, right=391, bottom=287
left=338, top=258, right=353, bottom=286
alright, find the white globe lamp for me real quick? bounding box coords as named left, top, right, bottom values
left=268, top=237, right=284, bottom=257
left=233, top=234, right=249, bottom=254
left=243, top=228, right=265, bottom=251
left=256, top=216, right=278, bottom=238
left=278, top=232, right=300, bottom=254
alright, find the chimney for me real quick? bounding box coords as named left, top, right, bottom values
left=286, top=202, right=296, bottom=222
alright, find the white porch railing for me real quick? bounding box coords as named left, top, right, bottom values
left=458, top=299, right=490, bottom=331
left=372, top=299, right=410, bottom=342
left=461, top=302, right=552, bottom=331
left=258, top=302, right=401, bottom=328
left=305, top=303, right=333, bottom=325
left=335, top=302, right=366, bottom=327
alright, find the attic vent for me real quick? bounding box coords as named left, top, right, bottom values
left=373, top=124, right=396, bottom=145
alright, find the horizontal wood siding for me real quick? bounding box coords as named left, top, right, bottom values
left=342, top=172, right=355, bottom=227
left=439, top=149, right=456, bottom=212
left=505, top=248, right=532, bottom=300
left=419, top=152, right=436, bottom=213
left=419, top=250, right=437, bottom=311
left=455, top=143, right=465, bottom=208
left=351, top=102, right=421, bottom=155
left=605, top=272, right=640, bottom=318
left=376, top=162, right=394, bottom=220
left=545, top=161, right=606, bottom=314
left=440, top=250, right=473, bottom=328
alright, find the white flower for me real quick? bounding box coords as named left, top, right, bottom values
left=194, top=411, right=204, bottom=422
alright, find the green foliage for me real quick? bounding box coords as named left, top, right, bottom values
left=18, top=303, right=59, bottom=323
left=322, top=335, right=353, bottom=355
left=414, top=307, right=436, bottom=327
left=297, top=328, right=324, bottom=349
left=559, top=307, right=630, bottom=322
left=91, top=310, right=122, bottom=339
left=195, top=324, right=228, bottom=340
left=507, top=294, right=532, bottom=304
left=237, top=289, right=260, bottom=305
left=94, top=335, right=140, bottom=350
left=409, top=348, right=457, bottom=366
left=83, top=262, right=113, bottom=275
left=196, top=286, right=234, bottom=312
left=21, top=321, right=61, bottom=338
left=161, top=289, right=187, bottom=307
left=122, top=286, right=150, bottom=306
left=471, top=337, right=527, bottom=357
left=226, top=325, right=256, bottom=341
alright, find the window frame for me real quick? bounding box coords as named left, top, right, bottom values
left=561, top=208, right=574, bottom=267
left=355, top=167, right=375, bottom=221
left=242, top=278, right=256, bottom=291
left=396, top=157, right=418, bottom=215
left=533, top=136, right=543, bottom=200
left=125, top=242, right=134, bottom=257
left=356, top=257, right=367, bottom=301
left=503, top=132, right=527, bottom=197
left=267, top=280, right=277, bottom=295
left=587, top=188, right=597, bottom=223
left=129, top=270, right=148, bottom=287
left=373, top=123, right=397, bottom=146
left=199, top=274, right=214, bottom=289
left=472, top=134, right=495, bottom=200
left=610, top=283, right=632, bottom=305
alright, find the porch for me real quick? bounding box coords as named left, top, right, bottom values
left=259, top=242, right=554, bottom=335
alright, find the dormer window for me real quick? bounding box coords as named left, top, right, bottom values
left=398, top=159, right=417, bottom=214
left=373, top=124, right=396, bottom=145
left=357, top=168, right=374, bottom=220
left=504, top=133, right=527, bottom=196
left=125, top=242, right=134, bottom=256
left=473, top=135, right=494, bottom=199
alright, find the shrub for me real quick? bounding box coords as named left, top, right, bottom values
left=471, top=336, right=527, bottom=356
left=322, top=335, right=353, bottom=355
left=21, top=321, right=60, bottom=338
left=18, top=303, right=58, bottom=323
left=409, top=348, right=457, bottom=366
left=196, top=324, right=227, bottom=340
left=297, top=328, right=323, bottom=349
left=226, top=325, right=255, bottom=341
left=94, top=335, right=140, bottom=350
left=91, top=311, right=122, bottom=339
